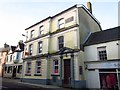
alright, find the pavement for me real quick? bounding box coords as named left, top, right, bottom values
left=2, top=77, right=72, bottom=90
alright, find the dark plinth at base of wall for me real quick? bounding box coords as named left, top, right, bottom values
left=21, top=78, right=51, bottom=85
left=21, top=78, right=86, bottom=89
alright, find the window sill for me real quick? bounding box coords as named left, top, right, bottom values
left=34, top=74, right=42, bottom=76
left=51, top=74, right=60, bottom=76
left=25, top=74, right=31, bottom=76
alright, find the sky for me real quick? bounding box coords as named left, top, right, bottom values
left=0, top=0, right=119, bottom=47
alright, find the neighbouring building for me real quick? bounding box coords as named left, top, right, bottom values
left=84, top=26, right=120, bottom=89
left=4, top=40, right=24, bottom=78
left=22, top=2, right=101, bottom=88
left=0, top=44, right=9, bottom=77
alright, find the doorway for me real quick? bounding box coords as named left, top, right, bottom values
left=64, top=59, right=71, bottom=87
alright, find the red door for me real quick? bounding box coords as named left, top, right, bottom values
left=64, top=59, right=70, bottom=85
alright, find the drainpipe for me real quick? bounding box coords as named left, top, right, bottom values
left=60, top=55, right=63, bottom=86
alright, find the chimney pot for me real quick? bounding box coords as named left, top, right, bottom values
left=87, top=2, right=92, bottom=14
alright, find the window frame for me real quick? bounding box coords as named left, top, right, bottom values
left=30, top=30, right=34, bottom=38
left=39, top=25, right=44, bottom=35
left=97, top=47, right=107, bottom=60
left=38, top=41, right=42, bottom=54
left=10, top=55, right=12, bottom=62
left=58, top=18, right=65, bottom=29
left=29, top=44, right=33, bottom=55
left=16, top=52, right=21, bottom=60
left=53, top=60, right=59, bottom=74
left=58, top=36, right=64, bottom=50
left=26, top=62, right=31, bottom=75
left=17, top=65, right=22, bottom=73
left=35, top=61, right=42, bottom=75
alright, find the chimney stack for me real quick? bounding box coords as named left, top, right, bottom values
left=87, top=2, right=92, bottom=14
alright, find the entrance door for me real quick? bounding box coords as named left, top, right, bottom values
left=64, top=59, right=71, bottom=86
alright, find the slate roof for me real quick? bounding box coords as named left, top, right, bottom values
left=84, top=26, right=120, bottom=46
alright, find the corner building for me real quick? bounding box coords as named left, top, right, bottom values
left=22, top=4, right=101, bottom=88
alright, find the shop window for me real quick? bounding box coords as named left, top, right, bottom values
left=53, top=60, right=59, bottom=74
left=58, top=18, right=64, bottom=29
left=97, top=47, right=107, bottom=60
left=35, top=61, right=41, bottom=75
left=58, top=36, right=64, bottom=50
left=99, top=73, right=118, bottom=89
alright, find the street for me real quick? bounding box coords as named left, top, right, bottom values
left=1, top=78, right=72, bottom=90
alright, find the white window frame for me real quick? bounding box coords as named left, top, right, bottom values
left=58, top=18, right=65, bottom=29
left=97, top=47, right=107, bottom=60
left=53, top=60, right=59, bottom=74
left=39, top=26, right=44, bottom=35
left=38, top=41, right=42, bottom=54
left=30, top=30, right=34, bottom=38
left=35, top=61, right=41, bottom=74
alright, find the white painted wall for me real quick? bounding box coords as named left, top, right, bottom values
left=86, top=70, right=100, bottom=88
left=84, top=41, right=119, bottom=61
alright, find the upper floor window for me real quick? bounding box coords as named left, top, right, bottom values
left=30, top=30, right=34, bottom=38
left=38, top=42, right=42, bottom=53
left=35, top=61, right=41, bottom=74
left=58, top=36, right=64, bottom=50
left=65, top=16, right=74, bottom=23
left=29, top=44, right=33, bottom=55
left=53, top=60, right=59, bottom=74
left=10, top=55, right=12, bottom=62
left=16, top=52, right=21, bottom=60
left=39, top=26, right=44, bottom=35
left=26, top=31, right=28, bottom=40
left=58, top=18, right=65, bottom=29
left=97, top=47, right=107, bottom=60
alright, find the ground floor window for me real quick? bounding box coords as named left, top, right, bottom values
left=17, top=65, right=22, bottom=74
left=7, top=66, right=12, bottom=73
left=5, top=67, right=7, bottom=73
left=99, top=69, right=119, bottom=89
left=53, top=60, right=59, bottom=74
left=35, top=61, right=41, bottom=75
left=26, top=62, right=31, bottom=75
